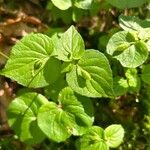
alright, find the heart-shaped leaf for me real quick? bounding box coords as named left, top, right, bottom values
left=66, top=50, right=114, bottom=98
left=104, top=124, right=124, bottom=148
left=107, top=31, right=148, bottom=68
left=1, top=33, right=61, bottom=88
left=7, top=92, right=48, bottom=144
left=37, top=87, right=93, bottom=142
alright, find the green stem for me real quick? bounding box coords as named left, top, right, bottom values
left=0, top=51, right=9, bottom=59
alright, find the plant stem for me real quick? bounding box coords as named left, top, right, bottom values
left=0, top=51, right=9, bottom=59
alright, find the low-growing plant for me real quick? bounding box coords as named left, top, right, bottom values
left=2, top=0, right=150, bottom=149
left=0, top=26, right=125, bottom=149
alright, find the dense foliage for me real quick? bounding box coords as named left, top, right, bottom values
left=1, top=0, right=150, bottom=150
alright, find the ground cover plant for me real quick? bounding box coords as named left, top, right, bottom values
left=1, top=0, right=150, bottom=150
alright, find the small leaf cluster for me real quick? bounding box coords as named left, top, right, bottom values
left=77, top=125, right=124, bottom=150
left=107, top=15, right=150, bottom=68
left=107, top=15, right=150, bottom=97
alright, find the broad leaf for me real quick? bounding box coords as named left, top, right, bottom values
left=107, top=31, right=148, bottom=68
left=37, top=102, right=72, bottom=142
left=37, top=87, right=93, bottom=142
left=75, top=0, right=93, bottom=9
left=51, top=0, right=72, bottom=10
left=106, top=0, right=147, bottom=9
left=1, top=33, right=61, bottom=88
left=76, top=126, right=109, bottom=150
left=66, top=49, right=114, bottom=98
left=142, top=64, right=150, bottom=85
left=55, top=26, right=85, bottom=62
left=58, top=88, right=94, bottom=134
left=7, top=92, right=48, bottom=144
left=104, top=124, right=124, bottom=148
left=119, top=15, right=150, bottom=31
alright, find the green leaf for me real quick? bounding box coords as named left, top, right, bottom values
left=7, top=92, right=48, bottom=144
left=119, top=15, right=150, bottom=31
left=55, top=25, right=85, bottom=61
left=125, top=68, right=141, bottom=93
left=37, top=87, right=93, bottom=142
left=75, top=0, right=93, bottom=9
left=58, top=88, right=94, bottom=135
left=104, top=124, right=124, bottom=148
left=1, top=33, right=61, bottom=88
left=38, top=102, right=71, bottom=142
left=142, top=64, right=150, bottom=85
left=76, top=126, right=109, bottom=150
left=66, top=49, right=114, bottom=98
left=106, top=0, right=147, bottom=9
left=107, top=31, right=148, bottom=68
left=113, top=76, right=128, bottom=97
left=51, top=0, right=72, bottom=10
